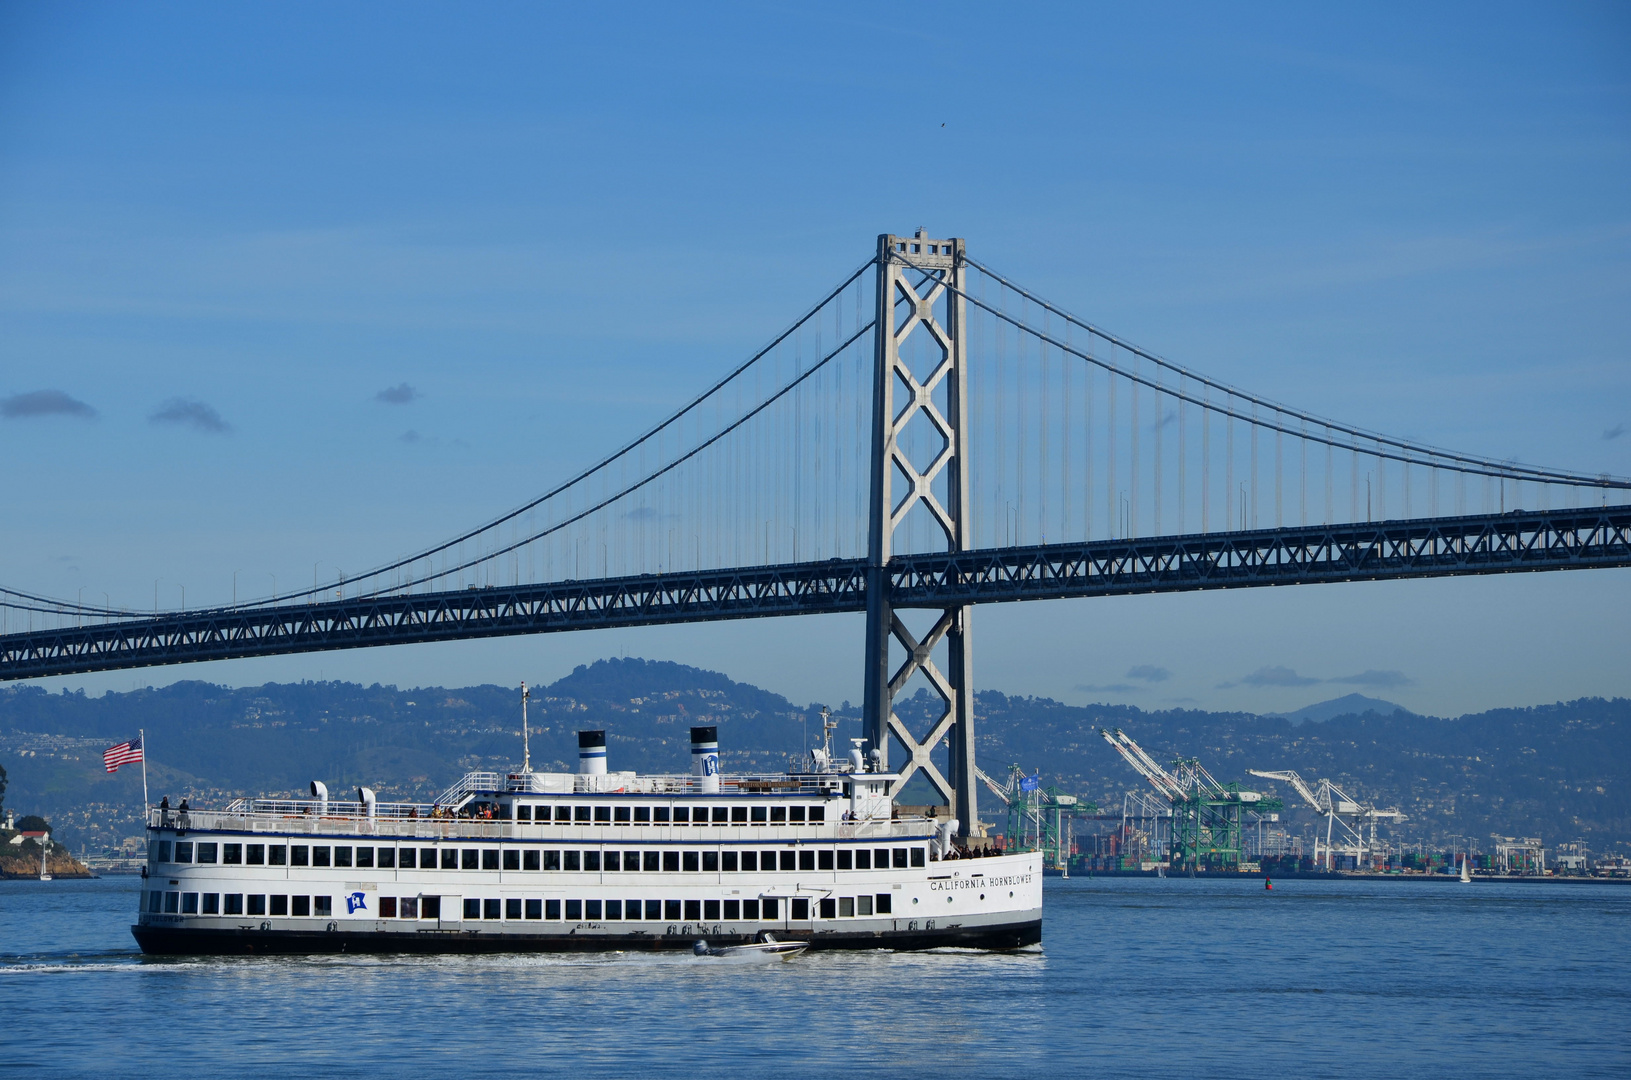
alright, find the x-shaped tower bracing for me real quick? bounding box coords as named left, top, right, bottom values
left=862, top=230, right=979, bottom=834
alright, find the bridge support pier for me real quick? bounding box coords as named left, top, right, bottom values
left=861, top=230, right=980, bottom=839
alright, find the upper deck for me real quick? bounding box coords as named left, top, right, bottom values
left=146, top=767, right=931, bottom=843
left=143, top=714, right=937, bottom=845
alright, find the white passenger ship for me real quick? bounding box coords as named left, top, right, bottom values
left=133, top=700, right=1041, bottom=954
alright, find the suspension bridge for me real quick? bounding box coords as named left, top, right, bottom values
left=5, top=230, right=1629, bottom=835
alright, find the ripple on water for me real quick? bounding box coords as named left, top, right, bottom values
left=1, top=875, right=1627, bottom=1079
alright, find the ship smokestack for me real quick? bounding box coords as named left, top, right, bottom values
left=578, top=730, right=607, bottom=775
left=691, top=726, right=719, bottom=794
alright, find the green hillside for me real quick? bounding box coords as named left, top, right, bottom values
left=2, top=658, right=1627, bottom=856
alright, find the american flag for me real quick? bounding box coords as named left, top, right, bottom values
left=103, top=735, right=144, bottom=773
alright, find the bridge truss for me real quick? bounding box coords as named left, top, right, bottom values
left=6, top=505, right=1626, bottom=684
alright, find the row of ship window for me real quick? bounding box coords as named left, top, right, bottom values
left=511, top=804, right=825, bottom=825
left=145, top=891, right=892, bottom=922
left=154, top=841, right=927, bottom=872
left=147, top=891, right=336, bottom=917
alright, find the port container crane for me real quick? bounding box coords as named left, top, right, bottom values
left=974, top=764, right=1089, bottom=872
left=1098, top=728, right=1273, bottom=873
left=1247, top=769, right=1405, bottom=870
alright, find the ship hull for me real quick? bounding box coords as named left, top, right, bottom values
left=132, top=916, right=1041, bottom=955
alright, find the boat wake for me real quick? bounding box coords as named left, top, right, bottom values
left=0, top=958, right=145, bottom=976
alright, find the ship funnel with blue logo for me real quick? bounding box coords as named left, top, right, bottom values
left=690, top=726, right=719, bottom=793
left=578, top=730, right=607, bottom=775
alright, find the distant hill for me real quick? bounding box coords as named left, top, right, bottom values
left=1269, top=693, right=1414, bottom=725
left=894, top=689, right=1630, bottom=853
left=0, top=659, right=815, bottom=850
left=2, top=659, right=1628, bottom=856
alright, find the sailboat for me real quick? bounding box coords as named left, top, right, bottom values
left=1459, top=855, right=1471, bottom=883
left=39, top=832, right=51, bottom=882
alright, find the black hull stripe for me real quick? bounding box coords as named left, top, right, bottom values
left=131, top=920, right=1042, bottom=955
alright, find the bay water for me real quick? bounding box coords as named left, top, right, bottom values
left=2, top=875, right=1626, bottom=1078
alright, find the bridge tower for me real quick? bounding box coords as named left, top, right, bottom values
left=862, top=229, right=980, bottom=839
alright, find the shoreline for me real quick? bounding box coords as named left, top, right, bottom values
left=0, top=853, right=98, bottom=880
left=1057, top=868, right=1631, bottom=885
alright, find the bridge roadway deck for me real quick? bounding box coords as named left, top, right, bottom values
left=4, top=506, right=1628, bottom=681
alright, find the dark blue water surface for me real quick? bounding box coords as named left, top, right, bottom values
left=2, top=874, right=1626, bottom=1078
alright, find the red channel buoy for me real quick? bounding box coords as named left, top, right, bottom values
left=1265, top=878, right=1273, bottom=891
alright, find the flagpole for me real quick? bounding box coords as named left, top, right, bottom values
left=140, top=727, right=149, bottom=812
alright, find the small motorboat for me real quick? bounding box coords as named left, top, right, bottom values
left=693, top=933, right=808, bottom=960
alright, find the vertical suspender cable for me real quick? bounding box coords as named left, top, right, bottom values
left=1250, top=402, right=1259, bottom=529
left=1300, top=419, right=1307, bottom=527
left=1274, top=412, right=1283, bottom=529
left=1062, top=318, right=1071, bottom=541
left=1376, top=441, right=1386, bottom=522
left=1350, top=440, right=1360, bottom=524
left=1040, top=309, right=1049, bottom=542
left=1130, top=351, right=1139, bottom=539
left=1324, top=425, right=1332, bottom=525
left=996, top=301, right=1007, bottom=543
left=1153, top=366, right=1163, bottom=536
left=1017, top=302, right=1028, bottom=544
left=1084, top=331, right=1094, bottom=541
left=1202, top=389, right=1210, bottom=534
left=1178, top=377, right=1187, bottom=535
left=1108, top=348, right=1117, bottom=538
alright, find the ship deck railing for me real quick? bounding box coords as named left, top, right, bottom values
left=144, top=806, right=933, bottom=841
left=434, top=770, right=860, bottom=806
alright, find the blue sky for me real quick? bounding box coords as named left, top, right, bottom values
left=2, top=2, right=1628, bottom=716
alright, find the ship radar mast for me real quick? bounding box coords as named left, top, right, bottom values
left=807, top=706, right=842, bottom=772
left=520, top=682, right=532, bottom=774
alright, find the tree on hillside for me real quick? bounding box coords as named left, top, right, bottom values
left=16, top=814, right=49, bottom=833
